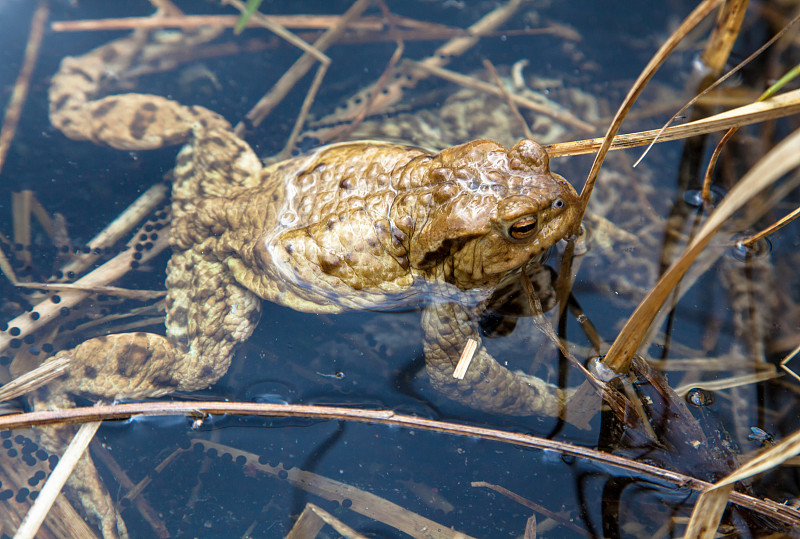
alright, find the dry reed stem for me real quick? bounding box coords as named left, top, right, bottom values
left=483, top=59, right=535, bottom=139
left=90, top=444, right=169, bottom=538
left=50, top=15, right=410, bottom=33
left=287, top=503, right=368, bottom=539
left=519, top=270, right=605, bottom=429
left=223, top=0, right=327, bottom=62
left=673, top=370, right=781, bottom=397
left=315, top=0, right=527, bottom=132
left=198, top=439, right=474, bottom=539
left=520, top=271, right=599, bottom=385
left=72, top=306, right=164, bottom=333
left=58, top=183, right=168, bottom=279
left=780, top=343, right=800, bottom=383
left=0, top=401, right=798, bottom=527
left=27, top=193, right=56, bottom=240
left=278, top=62, right=329, bottom=159
left=701, top=125, right=739, bottom=201
left=603, top=126, right=800, bottom=373
left=14, top=282, right=165, bottom=300
left=0, top=442, right=98, bottom=538
left=0, top=355, right=70, bottom=402
left=11, top=192, right=32, bottom=267
left=236, top=0, right=371, bottom=133
left=331, top=1, right=404, bottom=144
left=454, top=338, right=478, bottom=379
left=285, top=505, right=326, bottom=539
left=687, top=426, right=800, bottom=537
left=685, top=484, right=734, bottom=539
left=0, top=241, right=17, bottom=285
left=524, top=516, right=536, bottom=539
left=632, top=13, right=798, bottom=168
left=52, top=10, right=558, bottom=40
left=650, top=355, right=778, bottom=372
left=14, top=421, right=102, bottom=539
left=8, top=191, right=62, bottom=285
left=577, top=0, right=724, bottom=227
left=470, top=482, right=588, bottom=535
left=0, top=223, right=170, bottom=356
left=119, top=446, right=187, bottom=506
left=546, top=87, right=800, bottom=157
left=436, top=0, right=524, bottom=55
left=405, top=60, right=594, bottom=132
left=701, top=0, right=750, bottom=73
left=740, top=201, right=800, bottom=246
left=0, top=3, right=48, bottom=177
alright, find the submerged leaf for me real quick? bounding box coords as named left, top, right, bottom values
left=234, top=0, right=263, bottom=34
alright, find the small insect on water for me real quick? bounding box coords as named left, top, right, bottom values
left=316, top=370, right=346, bottom=380
left=747, top=426, right=775, bottom=446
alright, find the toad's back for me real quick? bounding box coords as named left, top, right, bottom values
left=173, top=136, right=578, bottom=314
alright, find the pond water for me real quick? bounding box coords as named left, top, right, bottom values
left=0, top=0, right=799, bottom=537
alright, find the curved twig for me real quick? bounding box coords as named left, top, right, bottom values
left=0, top=400, right=799, bottom=528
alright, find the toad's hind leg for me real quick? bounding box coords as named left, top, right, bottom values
left=37, top=247, right=260, bottom=537
left=52, top=245, right=261, bottom=401
left=49, top=15, right=227, bottom=151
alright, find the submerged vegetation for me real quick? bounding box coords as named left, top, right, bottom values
left=0, top=0, right=799, bottom=537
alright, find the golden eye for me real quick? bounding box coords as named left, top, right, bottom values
left=509, top=216, right=537, bottom=240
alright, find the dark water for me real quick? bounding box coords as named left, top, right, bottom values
left=1, top=1, right=799, bottom=537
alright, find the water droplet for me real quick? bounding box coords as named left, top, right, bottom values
left=279, top=212, right=297, bottom=226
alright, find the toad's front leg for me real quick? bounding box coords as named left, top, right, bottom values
left=421, top=300, right=569, bottom=417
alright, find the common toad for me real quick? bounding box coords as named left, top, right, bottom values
left=41, top=23, right=580, bottom=537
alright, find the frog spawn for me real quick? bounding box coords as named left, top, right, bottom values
left=0, top=431, right=59, bottom=531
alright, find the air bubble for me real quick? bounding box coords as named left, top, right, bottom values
left=685, top=387, right=715, bottom=407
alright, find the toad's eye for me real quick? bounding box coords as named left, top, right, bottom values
left=552, top=198, right=564, bottom=209
left=509, top=216, right=537, bottom=240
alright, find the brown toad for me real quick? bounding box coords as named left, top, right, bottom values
left=38, top=23, right=580, bottom=537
